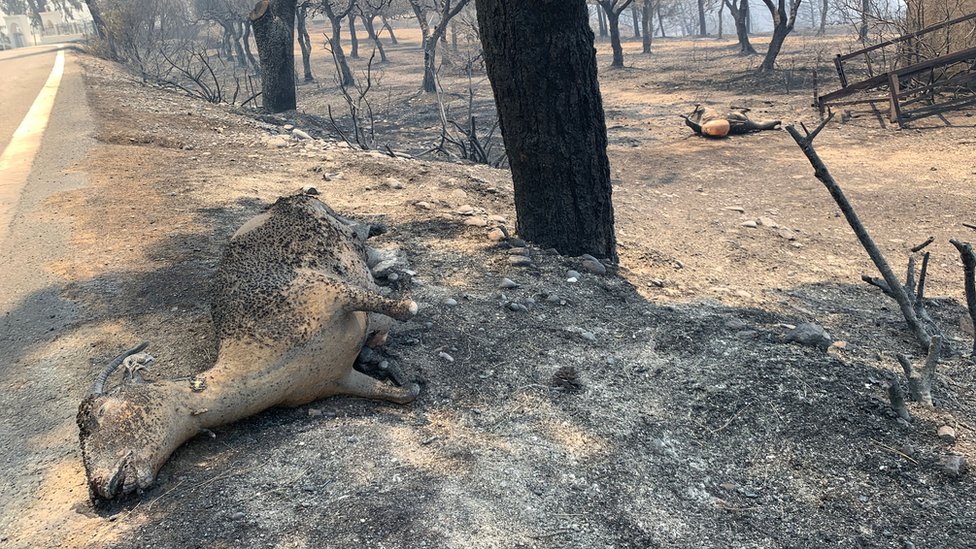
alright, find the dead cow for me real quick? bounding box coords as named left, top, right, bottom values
left=683, top=105, right=781, bottom=138
left=77, top=194, right=418, bottom=502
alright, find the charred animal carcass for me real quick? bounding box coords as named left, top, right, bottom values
left=683, top=105, right=781, bottom=138
left=77, top=195, right=418, bottom=502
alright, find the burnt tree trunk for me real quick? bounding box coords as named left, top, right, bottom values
left=297, top=4, right=314, bottom=81
left=325, top=12, right=355, bottom=86
left=818, top=0, right=828, bottom=35
left=631, top=4, right=641, bottom=37
left=242, top=18, right=259, bottom=72
left=348, top=13, right=360, bottom=58
left=717, top=1, right=724, bottom=39
left=250, top=0, right=296, bottom=112
left=381, top=14, right=398, bottom=44
left=606, top=9, right=624, bottom=66
left=726, top=0, right=757, bottom=54
left=656, top=1, right=666, bottom=37
left=476, top=0, right=618, bottom=260
left=641, top=0, right=653, bottom=53
left=698, top=0, right=707, bottom=35
left=362, top=15, right=388, bottom=62
left=597, top=4, right=609, bottom=37
left=758, top=0, right=798, bottom=73
left=859, top=0, right=870, bottom=41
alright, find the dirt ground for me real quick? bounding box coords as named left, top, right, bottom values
left=1, top=25, right=975, bottom=548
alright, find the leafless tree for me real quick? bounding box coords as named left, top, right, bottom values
left=319, top=0, right=358, bottom=86
left=758, top=0, right=802, bottom=72
left=598, top=0, right=635, bottom=67
left=409, top=0, right=472, bottom=93
left=723, top=0, right=756, bottom=53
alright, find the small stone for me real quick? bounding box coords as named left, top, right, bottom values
left=442, top=298, right=458, bottom=307
left=725, top=318, right=747, bottom=330
left=292, top=128, right=311, bottom=140
left=507, top=247, right=529, bottom=255
left=457, top=205, right=475, bottom=215
left=940, top=455, right=968, bottom=477
left=308, top=408, right=323, bottom=417
left=508, top=302, right=528, bottom=312
left=734, top=289, right=752, bottom=299
left=650, top=278, right=665, bottom=287
left=464, top=217, right=487, bottom=227
left=736, top=330, right=758, bottom=340
left=266, top=135, right=289, bottom=149
left=385, top=177, right=405, bottom=189
left=509, top=238, right=527, bottom=247
left=498, top=278, right=519, bottom=289
left=438, top=351, right=455, bottom=363
left=582, top=259, right=607, bottom=275
left=829, top=340, right=848, bottom=350
left=386, top=272, right=399, bottom=282
left=487, top=214, right=508, bottom=223
left=487, top=228, right=506, bottom=241
left=415, top=201, right=434, bottom=210
left=757, top=216, right=777, bottom=228
left=785, top=322, right=832, bottom=351
left=566, top=277, right=579, bottom=283
left=283, top=124, right=295, bottom=131
left=372, top=259, right=396, bottom=277
left=580, top=331, right=596, bottom=342
left=741, top=220, right=758, bottom=228
left=230, top=511, right=245, bottom=520
left=724, top=206, right=745, bottom=213
left=545, top=295, right=565, bottom=305
left=509, top=255, right=533, bottom=267
left=566, top=270, right=582, bottom=280
left=938, top=425, right=957, bottom=444
left=778, top=228, right=798, bottom=241
left=302, top=185, right=319, bottom=195
left=450, top=189, right=468, bottom=203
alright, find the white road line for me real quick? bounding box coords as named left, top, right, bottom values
left=0, top=48, right=65, bottom=244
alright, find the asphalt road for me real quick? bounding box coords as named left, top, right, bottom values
left=0, top=45, right=97, bottom=545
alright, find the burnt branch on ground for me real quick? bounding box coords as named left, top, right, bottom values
left=786, top=115, right=939, bottom=352
left=950, top=239, right=976, bottom=357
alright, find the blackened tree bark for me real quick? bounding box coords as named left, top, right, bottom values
left=598, top=0, right=634, bottom=67
left=475, top=0, right=618, bottom=260
left=631, top=3, right=641, bottom=37
left=596, top=2, right=608, bottom=38
left=697, top=0, right=707, bottom=35
left=758, top=0, right=801, bottom=72
left=297, top=2, right=314, bottom=81
left=381, top=14, right=398, bottom=44
left=320, top=0, right=356, bottom=86
left=717, top=0, right=724, bottom=38
left=724, top=0, right=756, bottom=53
left=641, top=0, right=653, bottom=53
left=656, top=1, right=666, bottom=37
left=411, top=0, right=472, bottom=93
left=818, top=0, right=827, bottom=35
left=858, top=0, right=870, bottom=41
left=348, top=13, right=360, bottom=58
left=360, top=13, right=389, bottom=62
left=250, top=0, right=296, bottom=112
left=242, top=18, right=260, bottom=71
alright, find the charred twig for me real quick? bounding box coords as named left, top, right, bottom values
left=786, top=116, right=935, bottom=351
left=950, top=239, right=976, bottom=356
left=911, top=236, right=935, bottom=252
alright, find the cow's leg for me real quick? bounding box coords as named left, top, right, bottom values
left=339, top=285, right=417, bottom=321
left=334, top=368, right=419, bottom=404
